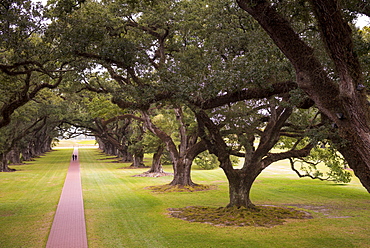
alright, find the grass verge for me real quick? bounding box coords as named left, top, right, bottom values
left=80, top=148, right=370, bottom=248
left=0, top=149, right=72, bottom=248
left=1, top=148, right=370, bottom=248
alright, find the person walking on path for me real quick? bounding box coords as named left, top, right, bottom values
left=72, top=154, right=78, bottom=161
left=46, top=148, right=88, bottom=248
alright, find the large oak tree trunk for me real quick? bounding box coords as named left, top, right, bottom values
left=169, top=158, right=195, bottom=186
left=0, top=153, right=10, bottom=172
left=118, top=147, right=133, bottom=163
left=7, top=148, right=21, bottom=164
left=96, top=138, right=104, bottom=150
left=131, top=153, right=145, bottom=168
left=141, top=110, right=205, bottom=187
left=226, top=170, right=257, bottom=208
left=337, top=139, right=370, bottom=191
left=196, top=106, right=311, bottom=208
left=21, top=149, right=31, bottom=161
left=147, top=145, right=164, bottom=173
left=219, top=157, right=262, bottom=208
left=237, top=0, right=370, bottom=193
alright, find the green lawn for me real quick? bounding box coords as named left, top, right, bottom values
left=54, top=139, right=97, bottom=147
left=1, top=148, right=370, bottom=247
left=0, top=149, right=71, bottom=248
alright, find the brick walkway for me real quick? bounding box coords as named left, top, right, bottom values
left=46, top=148, right=88, bottom=248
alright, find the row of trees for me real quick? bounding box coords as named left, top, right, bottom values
left=0, top=0, right=67, bottom=171
left=1, top=0, right=369, bottom=208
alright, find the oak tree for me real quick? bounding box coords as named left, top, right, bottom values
left=237, top=0, right=370, bottom=192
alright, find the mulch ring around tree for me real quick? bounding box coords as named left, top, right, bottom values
left=146, top=184, right=217, bottom=192
left=168, top=205, right=313, bottom=227
left=132, top=172, right=174, bottom=178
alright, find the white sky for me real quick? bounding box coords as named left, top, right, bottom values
left=356, top=15, right=370, bottom=28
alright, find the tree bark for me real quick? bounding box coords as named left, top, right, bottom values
left=147, top=145, right=164, bottom=173
left=196, top=106, right=314, bottom=208
left=0, top=153, right=10, bottom=172
left=131, top=153, right=145, bottom=168
left=196, top=109, right=257, bottom=207
left=21, top=146, right=32, bottom=161
left=226, top=170, right=257, bottom=208
left=169, top=157, right=195, bottom=186
left=7, top=148, right=21, bottom=164
left=141, top=110, right=206, bottom=186
left=337, top=143, right=370, bottom=190
left=119, top=147, right=133, bottom=162
left=104, top=142, right=117, bottom=156
left=237, top=0, right=370, bottom=193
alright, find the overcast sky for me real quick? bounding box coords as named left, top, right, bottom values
left=357, top=15, right=370, bottom=28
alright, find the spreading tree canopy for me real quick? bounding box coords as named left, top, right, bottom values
left=237, top=0, right=370, bottom=192
left=1, top=0, right=370, bottom=208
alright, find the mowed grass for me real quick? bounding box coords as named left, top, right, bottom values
left=80, top=149, right=370, bottom=248
left=1, top=148, right=370, bottom=247
left=55, top=139, right=97, bottom=147
left=0, top=149, right=72, bottom=248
